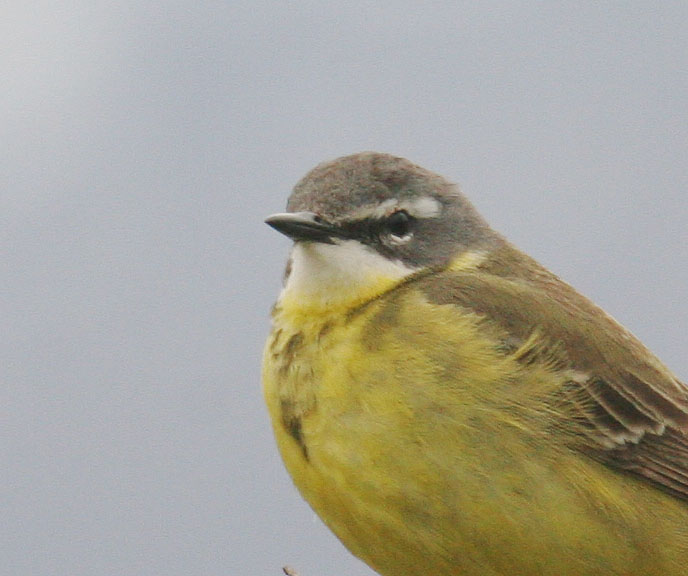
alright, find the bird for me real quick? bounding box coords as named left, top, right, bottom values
left=262, top=152, right=688, bottom=575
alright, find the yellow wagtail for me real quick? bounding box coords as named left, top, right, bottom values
left=262, top=152, right=688, bottom=575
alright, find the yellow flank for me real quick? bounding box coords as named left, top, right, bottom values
left=263, top=265, right=688, bottom=576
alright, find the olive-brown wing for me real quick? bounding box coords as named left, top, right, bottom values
left=419, top=267, right=688, bottom=499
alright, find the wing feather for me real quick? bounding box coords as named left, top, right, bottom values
left=418, top=246, right=688, bottom=498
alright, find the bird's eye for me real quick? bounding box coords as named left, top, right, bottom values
left=384, top=210, right=413, bottom=240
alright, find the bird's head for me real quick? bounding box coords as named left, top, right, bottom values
left=266, top=152, right=500, bottom=313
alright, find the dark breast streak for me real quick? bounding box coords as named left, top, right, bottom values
left=268, top=320, right=336, bottom=461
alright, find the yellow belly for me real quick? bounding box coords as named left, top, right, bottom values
left=263, top=288, right=688, bottom=576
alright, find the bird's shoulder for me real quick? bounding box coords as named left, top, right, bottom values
left=405, top=241, right=688, bottom=500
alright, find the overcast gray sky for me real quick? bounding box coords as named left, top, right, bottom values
left=3, top=2, right=688, bottom=575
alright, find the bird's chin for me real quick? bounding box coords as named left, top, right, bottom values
left=279, top=240, right=416, bottom=312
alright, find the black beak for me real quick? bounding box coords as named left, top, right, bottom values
left=265, top=212, right=340, bottom=244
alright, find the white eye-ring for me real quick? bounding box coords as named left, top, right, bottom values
left=384, top=210, right=414, bottom=244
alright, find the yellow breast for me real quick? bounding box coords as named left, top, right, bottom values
left=263, top=274, right=688, bottom=576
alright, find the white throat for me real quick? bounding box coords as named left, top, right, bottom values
left=278, top=240, right=416, bottom=311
